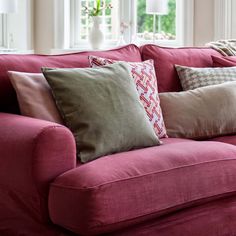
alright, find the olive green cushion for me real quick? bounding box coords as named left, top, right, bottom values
left=42, top=62, right=160, bottom=163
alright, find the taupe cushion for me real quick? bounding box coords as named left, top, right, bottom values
left=43, top=62, right=160, bottom=163
left=159, top=82, right=236, bottom=139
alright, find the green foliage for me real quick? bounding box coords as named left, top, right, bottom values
left=137, top=0, right=176, bottom=37
left=84, top=0, right=112, bottom=17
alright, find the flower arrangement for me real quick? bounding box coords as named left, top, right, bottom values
left=84, top=0, right=112, bottom=17
left=120, top=22, right=129, bottom=35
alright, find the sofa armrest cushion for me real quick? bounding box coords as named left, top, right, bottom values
left=0, top=113, right=76, bottom=223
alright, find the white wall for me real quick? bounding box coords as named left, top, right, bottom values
left=34, top=0, right=55, bottom=54
left=17, top=0, right=233, bottom=53
left=193, top=0, right=215, bottom=46
left=232, top=1, right=236, bottom=38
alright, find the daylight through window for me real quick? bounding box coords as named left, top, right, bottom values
left=67, top=0, right=188, bottom=48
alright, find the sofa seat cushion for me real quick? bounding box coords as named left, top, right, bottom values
left=48, top=140, right=236, bottom=235
left=210, top=135, right=236, bottom=146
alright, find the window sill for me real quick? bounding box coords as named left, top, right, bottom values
left=0, top=49, right=34, bottom=54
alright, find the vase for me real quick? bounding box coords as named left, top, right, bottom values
left=116, top=34, right=126, bottom=46
left=89, top=16, right=104, bottom=50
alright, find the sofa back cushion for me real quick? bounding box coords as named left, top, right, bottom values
left=140, top=44, right=221, bottom=93
left=0, top=44, right=141, bottom=114
left=212, top=55, right=236, bottom=67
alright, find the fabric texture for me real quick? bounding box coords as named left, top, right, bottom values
left=89, top=55, right=167, bottom=138
left=43, top=62, right=160, bottom=163
left=49, top=140, right=236, bottom=235
left=140, top=44, right=221, bottom=92
left=206, top=39, right=236, bottom=56
left=159, top=82, right=236, bottom=139
left=210, top=135, right=236, bottom=146
left=0, top=44, right=141, bottom=114
left=0, top=113, right=76, bottom=235
left=8, top=71, right=63, bottom=123
left=175, top=64, right=236, bottom=90
left=110, top=195, right=236, bottom=236
left=212, top=55, right=236, bottom=67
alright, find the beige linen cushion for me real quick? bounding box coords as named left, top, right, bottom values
left=8, top=71, right=63, bottom=123
left=159, top=81, right=236, bottom=139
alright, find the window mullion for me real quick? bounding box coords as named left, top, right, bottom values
left=130, top=0, right=137, bottom=44
left=0, top=15, right=3, bottom=47
left=120, top=0, right=133, bottom=44
left=54, top=0, right=70, bottom=49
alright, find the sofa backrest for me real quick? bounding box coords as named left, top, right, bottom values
left=0, top=44, right=141, bottom=114
left=140, top=44, right=221, bottom=93
left=0, top=43, right=222, bottom=114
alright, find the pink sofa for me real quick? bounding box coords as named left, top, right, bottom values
left=1, top=44, right=236, bottom=236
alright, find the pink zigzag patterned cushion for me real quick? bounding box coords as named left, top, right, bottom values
left=89, top=55, right=167, bottom=138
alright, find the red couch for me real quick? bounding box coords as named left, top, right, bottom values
left=1, top=44, right=236, bottom=236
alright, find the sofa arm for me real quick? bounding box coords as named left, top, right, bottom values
left=0, top=113, right=76, bottom=224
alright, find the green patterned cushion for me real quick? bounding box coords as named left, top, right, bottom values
left=175, top=65, right=236, bottom=90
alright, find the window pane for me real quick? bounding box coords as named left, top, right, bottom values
left=137, top=0, right=176, bottom=41
left=72, top=0, right=120, bottom=45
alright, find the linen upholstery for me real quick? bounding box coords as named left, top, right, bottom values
left=140, top=44, right=221, bottom=92
left=110, top=195, right=236, bottom=236
left=43, top=63, right=160, bottom=163
left=212, top=55, right=236, bottom=67
left=0, top=44, right=141, bottom=114
left=2, top=44, right=236, bottom=236
left=49, top=141, right=236, bottom=235
left=210, top=135, right=236, bottom=146
left=0, top=113, right=76, bottom=230
left=175, top=65, right=236, bottom=90
left=8, top=71, right=63, bottom=123
left=159, top=82, right=236, bottom=139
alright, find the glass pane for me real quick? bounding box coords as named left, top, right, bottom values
left=0, top=16, right=3, bottom=47
left=77, top=0, right=119, bottom=42
left=137, top=0, right=176, bottom=40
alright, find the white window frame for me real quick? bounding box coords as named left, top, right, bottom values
left=69, top=0, right=120, bottom=49
left=0, top=16, right=4, bottom=47
left=53, top=0, right=194, bottom=52
left=0, top=15, right=7, bottom=48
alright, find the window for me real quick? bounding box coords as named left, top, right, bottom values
left=0, top=16, right=6, bottom=48
left=70, top=0, right=120, bottom=47
left=54, top=0, right=193, bottom=50
left=137, top=0, right=176, bottom=41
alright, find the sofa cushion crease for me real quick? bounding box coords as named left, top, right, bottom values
left=50, top=191, right=236, bottom=233
left=50, top=158, right=236, bottom=191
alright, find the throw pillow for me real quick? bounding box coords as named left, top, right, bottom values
left=8, top=71, right=63, bottom=124
left=159, top=82, right=236, bottom=139
left=212, top=55, right=236, bottom=67
left=89, top=55, right=167, bottom=138
left=42, top=62, right=160, bottom=163
left=175, top=64, right=236, bottom=90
